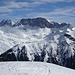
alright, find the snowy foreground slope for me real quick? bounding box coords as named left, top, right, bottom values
left=0, top=17, right=75, bottom=69
left=0, top=62, right=75, bottom=75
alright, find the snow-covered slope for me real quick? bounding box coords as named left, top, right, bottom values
left=0, top=17, right=75, bottom=69
left=0, top=62, right=75, bottom=75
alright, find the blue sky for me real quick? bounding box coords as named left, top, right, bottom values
left=0, top=0, right=75, bottom=26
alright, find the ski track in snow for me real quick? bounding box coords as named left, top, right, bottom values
left=0, top=62, right=50, bottom=75
left=0, top=62, right=75, bottom=75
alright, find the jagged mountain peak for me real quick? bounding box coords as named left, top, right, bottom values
left=0, top=17, right=72, bottom=29
left=20, top=17, right=47, bottom=22
left=12, top=17, right=72, bottom=28
left=0, top=19, right=15, bottom=26
left=19, top=17, right=71, bottom=28
left=17, top=17, right=50, bottom=28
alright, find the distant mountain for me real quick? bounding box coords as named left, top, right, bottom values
left=0, top=19, right=14, bottom=26
left=0, top=17, right=70, bottom=28
left=0, top=17, right=75, bottom=69
left=13, top=17, right=70, bottom=28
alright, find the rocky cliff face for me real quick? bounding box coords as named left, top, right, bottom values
left=0, top=43, right=75, bottom=69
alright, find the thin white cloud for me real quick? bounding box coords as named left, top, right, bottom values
left=0, top=6, right=13, bottom=12
left=32, top=0, right=75, bottom=3
left=27, top=7, right=75, bottom=17
left=6, top=1, right=30, bottom=9
left=50, top=7, right=75, bottom=16
left=0, top=0, right=74, bottom=13
left=0, top=1, right=42, bottom=12
left=0, top=14, right=8, bottom=17
left=26, top=7, right=75, bottom=25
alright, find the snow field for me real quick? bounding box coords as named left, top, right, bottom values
left=0, top=62, right=75, bottom=75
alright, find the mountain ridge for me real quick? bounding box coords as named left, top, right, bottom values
left=0, top=17, right=71, bottom=28
left=0, top=17, right=75, bottom=69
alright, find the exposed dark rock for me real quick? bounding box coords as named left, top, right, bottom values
left=64, top=34, right=75, bottom=41
left=0, top=20, right=13, bottom=26
left=13, top=17, right=70, bottom=28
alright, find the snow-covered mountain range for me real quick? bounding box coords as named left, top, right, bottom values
left=0, top=17, right=75, bottom=69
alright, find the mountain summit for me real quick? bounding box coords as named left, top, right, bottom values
left=0, top=19, right=14, bottom=26
left=14, top=17, right=70, bottom=28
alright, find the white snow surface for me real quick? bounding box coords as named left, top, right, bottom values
left=0, top=62, right=75, bottom=75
